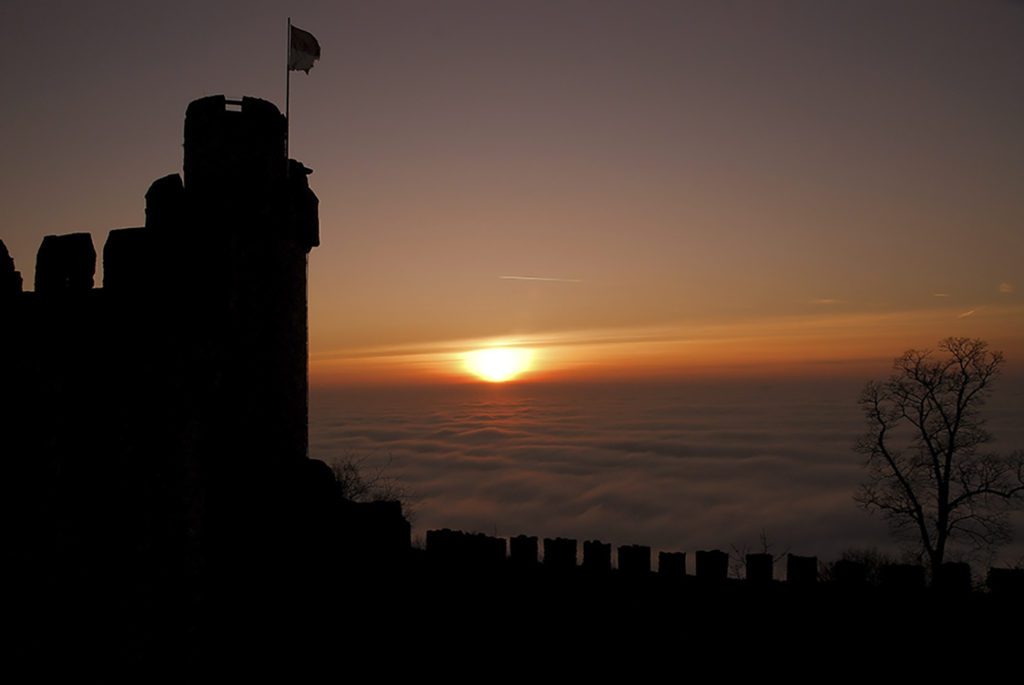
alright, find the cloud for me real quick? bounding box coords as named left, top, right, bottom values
left=932, top=293, right=949, bottom=298
left=999, top=282, right=1014, bottom=294
left=310, top=378, right=1024, bottom=563
left=311, top=302, right=1024, bottom=386
left=809, top=298, right=841, bottom=305
left=500, top=275, right=583, bottom=283
left=303, top=383, right=850, bottom=558
left=957, top=309, right=976, bottom=319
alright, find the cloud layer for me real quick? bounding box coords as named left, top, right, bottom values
left=310, top=378, right=1024, bottom=565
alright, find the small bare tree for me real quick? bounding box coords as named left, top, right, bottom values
left=856, top=337, right=1024, bottom=579
left=729, top=529, right=788, bottom=579
left=330, top=453, right=415, bottom=521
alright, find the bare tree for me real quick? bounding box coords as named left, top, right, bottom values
left=728, top=528, right=789, bottom=579
left=856, top=337, right=1024, bottom=579
left=329, top=453, right=416, bottom=521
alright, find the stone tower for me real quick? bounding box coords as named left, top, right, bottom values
left=101, top=95, right=320, bottom=469
left=179, top=95, right=319, bottom=466
left=1, top=95, right=320, bottom=614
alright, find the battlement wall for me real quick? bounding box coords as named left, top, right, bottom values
left=419, top=527, right=1023, bottom=597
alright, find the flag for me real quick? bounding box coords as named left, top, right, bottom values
left=289, top=25, right=321, bottom=74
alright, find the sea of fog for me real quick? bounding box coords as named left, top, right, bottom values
left=310, top=377, right=1024, bottom=566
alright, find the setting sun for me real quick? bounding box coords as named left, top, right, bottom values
left=464, top=347, right=534, bottom=383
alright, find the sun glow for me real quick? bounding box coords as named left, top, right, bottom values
left=464, top=347, right=534, bottom=382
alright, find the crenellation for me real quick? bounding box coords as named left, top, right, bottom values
left=426, top=528, right=506, bottom=570
left=987, top=567, right=1024, bottom=596
left=745, top=553, right=773, bottom=583
left=583, top=539, right=611, bottom=572
left=831, top=559, right=866, bottom=587
left=35, top=233, right=96, bottom=294
left=0, top=239, right=22, bottom=297
left=695, top=549, right=729, bottom=581
left=102, top=227, right=156, bottom=292
left=618, top=544, right=651, bottom=576
left=144, top=173, right=185, bottom=231
left=510, top=534, right=539, bottom=568
left=786, top=554, right=818, bottom=586
left=658, top=551, right=686, bottom=577
left=543, top=537, right=577, bottom=570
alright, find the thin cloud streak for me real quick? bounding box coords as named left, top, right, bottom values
left=310, top=303, right=1024, bottom=385
left=313, top=304, right=1024, bottom=363
left=500, top=275, right=584, bottom=283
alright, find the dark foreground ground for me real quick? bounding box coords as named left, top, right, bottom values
left=10, top=549, right=1023, bottom=674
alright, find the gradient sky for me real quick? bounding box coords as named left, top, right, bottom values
left=2, top=0, right=1022, bottom=384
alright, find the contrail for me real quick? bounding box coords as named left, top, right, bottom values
left=500, top=275, right=583, bottom=283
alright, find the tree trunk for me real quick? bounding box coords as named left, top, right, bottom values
left=929, top=545, right=944, bottom=583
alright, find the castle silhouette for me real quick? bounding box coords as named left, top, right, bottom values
left=2, top=96, right=1020, bottom=667
left=1, top=96, right=408, bottom=665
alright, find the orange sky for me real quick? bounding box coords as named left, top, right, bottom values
left=2, top=1, right=1022, bottom=386
left=312, top=304, right=1024, bottom=385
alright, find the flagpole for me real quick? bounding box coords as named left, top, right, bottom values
left=285, top=17, right=291, bottom=168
